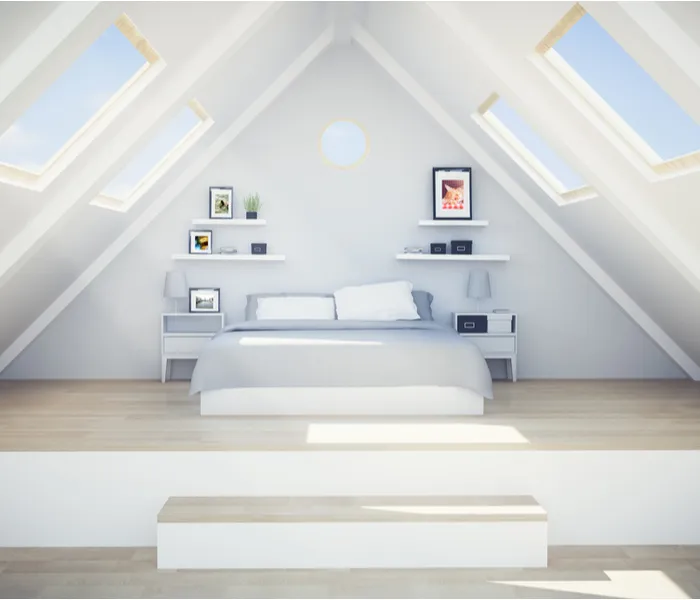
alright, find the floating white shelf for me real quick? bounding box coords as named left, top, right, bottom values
left=172, top=254, right=285, bottom=261
left=396, top=253, right=510, bottom=262
left=418, top=220, right=489, bottom=227
left=191, top=218, right=266, bottom=226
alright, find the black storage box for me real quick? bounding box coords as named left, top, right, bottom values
left=430, top=243, right=447, bottom=255
left=451, top=240, right=473, bottom=255
left=251, top=243, right=267, bottom=255
left=455, top=314, right=488, bottom=334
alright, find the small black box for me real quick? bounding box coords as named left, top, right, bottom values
left=251, top=243, right=267, bottom=255
left=451, top=240, right=473, bottom=255
left=455, top=314, right=488, bottom=334
left=430, top=243, right=447, bottom=254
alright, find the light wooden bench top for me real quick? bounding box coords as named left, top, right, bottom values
left=157, top=495, right=547, bottom=523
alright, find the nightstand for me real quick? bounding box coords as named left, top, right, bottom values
left=452, top=312, right=517, bottom=382
left=161, top=313, right=225, bottom=382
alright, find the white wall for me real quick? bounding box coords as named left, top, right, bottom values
left=1, top=44, right=684, bottom=380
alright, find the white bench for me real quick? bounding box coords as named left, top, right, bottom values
left=157, top=495, right=547, bottom=569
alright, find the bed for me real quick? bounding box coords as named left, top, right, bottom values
left=190, top=318, right=493, bottom=417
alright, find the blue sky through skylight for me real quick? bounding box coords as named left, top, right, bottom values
left=554, top=13, right=700, bottom=161
left=102, top=105, right=201, bottom=199
left=0, top=24, right=146, bottom=172
left=489, top=99, right=586, bottom=191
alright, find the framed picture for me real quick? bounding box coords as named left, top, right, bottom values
left=189, top=229, right=212, bottom=254
left=432, top=167, right=472, bottom=220
left=209, top=186, right=233, bottom=219
left=189, top=288, right=220, bottom=313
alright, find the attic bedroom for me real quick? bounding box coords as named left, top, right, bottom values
left=0, top=1, right=699, bottom=599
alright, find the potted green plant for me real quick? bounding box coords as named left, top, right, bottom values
left=243, top=193, right=262, bottom=220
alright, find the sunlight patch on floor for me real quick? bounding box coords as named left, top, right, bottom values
left=306, top=423, right=529, bottom=444
left=495, top=570, right=690, bottom=599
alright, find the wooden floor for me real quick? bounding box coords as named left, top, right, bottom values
left=1, top=546, right=700, bottom=598
left=0, top=380, right=699, bottom=451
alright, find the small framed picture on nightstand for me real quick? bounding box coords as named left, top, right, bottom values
left=189, top=288, right=220, bottom=313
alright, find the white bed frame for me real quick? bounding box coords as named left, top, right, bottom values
left=200, top=387, right=484, bottom=416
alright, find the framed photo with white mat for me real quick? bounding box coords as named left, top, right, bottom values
left=209, top=186, right=233, bottom=219
left=433, top=167, right=472, bottom=220
left=189, top=288, right=220, bottom=313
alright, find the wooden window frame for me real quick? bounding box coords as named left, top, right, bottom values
left=0, top=14, right=164, bottom=191
left=91, top=99, right=213, bottom=213
left=532, top=3, right=700, bottom=181
left=473, top=92, right=596, bottom=207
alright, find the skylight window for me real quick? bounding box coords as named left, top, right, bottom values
left=0, top=14, right=162, bottom=190
left=92, top=100, right=213, bottom=212
left=535, top=3, right=700, bottom=178
left=474, top=93, right=596, bottom=205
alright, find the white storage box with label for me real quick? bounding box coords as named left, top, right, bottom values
left=487, top=314, right=514, bottom=334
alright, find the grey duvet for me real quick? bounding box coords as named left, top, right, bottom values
left=190, top=320, right=493, bottom=399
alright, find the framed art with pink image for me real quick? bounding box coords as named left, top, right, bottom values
left=433, top=167, right=472, bottom=220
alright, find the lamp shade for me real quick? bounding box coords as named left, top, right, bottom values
left=467, top=269, right=491, bottom=300
left=163, top=270, right=188, bottom=299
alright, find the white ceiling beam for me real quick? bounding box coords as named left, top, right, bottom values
left=618, top=1, right=700, bottom=93
left=428, top=2, right=700, bottom=298
left=327, top=2, right=363, bottom=45
left=0, top=1, right=281, bottom=291
left=0, top=27, right=334, bottom=375
left=0, top=2, right=99, bottom=108
left=351, top=22, right=700, bottom=381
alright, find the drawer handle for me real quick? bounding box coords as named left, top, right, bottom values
left=463, top=323, right=475, bottom=329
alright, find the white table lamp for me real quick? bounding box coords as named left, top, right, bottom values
left=163, top=270, right=188, bottom=313
left=467, top=269, right=491, bottom=312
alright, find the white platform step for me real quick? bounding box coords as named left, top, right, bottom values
left=200, top=387, right=484, bottom=416
left=157, top=495, right=547, bottom=570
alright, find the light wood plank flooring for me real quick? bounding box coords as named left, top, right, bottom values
left=0, top=380, right=698, bottom=451
left=1, top=546, right=700, bottom=598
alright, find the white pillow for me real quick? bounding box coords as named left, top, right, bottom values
left=256, top=296, right=336, bottom=320
left=334, top=281, right=420, bottom=321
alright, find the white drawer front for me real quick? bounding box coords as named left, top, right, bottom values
left=467, top=336, right=515, bottom=355
left=164, top=336, right=211, bottom=355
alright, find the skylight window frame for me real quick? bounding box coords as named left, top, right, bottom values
left=0, top=13, right=165, bottom=192
left=531, top=3, right=700, bottom=181
left=91, top=99, right=213, bottom=213
left=472, top=92, right=597, bottom=206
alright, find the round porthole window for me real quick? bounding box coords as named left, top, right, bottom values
left=320, top=120, right=368, bottom=168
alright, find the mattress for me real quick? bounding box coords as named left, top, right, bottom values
left=189, top=320, right=493, bottom=399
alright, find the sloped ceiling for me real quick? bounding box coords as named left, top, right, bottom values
left=665, top=2, right=700, bottom=44
left=0, top=0, right=698, bottom=379
left=0, top=3, right=56, bottom=63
